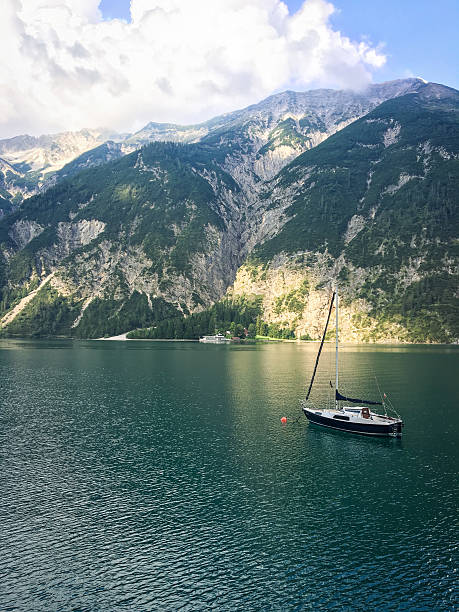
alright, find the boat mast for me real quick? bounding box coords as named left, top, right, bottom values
left=335, top=284, right=339, bottom=410
left=305, top=290, right=335, bottom=402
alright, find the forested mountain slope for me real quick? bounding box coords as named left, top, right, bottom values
left=0, top=142, right=244, bottom=337
left=0, top=81, right=457, bottom=341
left=0, top=79, right=424, bottom=209
left=233, top=83, right=459, bottom=342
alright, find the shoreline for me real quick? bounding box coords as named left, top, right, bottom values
left=92, top=336, right=458, bottom=346
left=0, top=336, right=456, bottom=346
left=97, top=334, right=199, bottom=342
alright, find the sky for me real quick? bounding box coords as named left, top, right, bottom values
left=1, top=0, right=457, bottom=139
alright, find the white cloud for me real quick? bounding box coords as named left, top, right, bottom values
left=0, top=0, right=386, bottom=137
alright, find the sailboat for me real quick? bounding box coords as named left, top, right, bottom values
left=302, top=287, right=404, bottom=437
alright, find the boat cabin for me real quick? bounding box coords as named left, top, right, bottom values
left=343, top=406, right=370, bottom=418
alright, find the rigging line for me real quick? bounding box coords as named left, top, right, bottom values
left=295, top=397, right=319, bottom=423
left=305, top=291, right=335, bottom=401
left=373, top=374, right=400, bottom=419
left=374, top=374, right=387, bottom=416
left=386, top=395, right=400, bottom=419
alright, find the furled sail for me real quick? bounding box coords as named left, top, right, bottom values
left=335, top=390, right=382, bottom=406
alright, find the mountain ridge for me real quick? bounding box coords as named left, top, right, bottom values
left=0, top=78, right=428, bottom=208
left=0, top=79, right=457, bottom=342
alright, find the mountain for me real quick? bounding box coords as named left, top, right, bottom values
left=0, top=79, right=457, bottom=342
left=0, top=78, right=425, bottom=210
left=232, top=83, right=459, bottom=342
left=0, top=157, right=34, bottom=214
left=0, top=129, right=125, bottom=207
left=42, top=141, right=135, bottom=190
left=199, top=78, right=428, bottom=181
left=127, top=78, right=428, bottom=187
left=0, top=141, right=243, bottom=338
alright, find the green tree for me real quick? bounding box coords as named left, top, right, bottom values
left=247, top=323, right=256, bottom=338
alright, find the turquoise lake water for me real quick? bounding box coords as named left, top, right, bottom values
left=0, top=340, right=457, bottom=610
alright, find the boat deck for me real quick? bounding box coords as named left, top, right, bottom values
left=303, top=405, right=403, bottom=437
left=310, top=406, right=401, bottom=425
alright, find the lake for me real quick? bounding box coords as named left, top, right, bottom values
left=0, top=340, right=457, bottom=611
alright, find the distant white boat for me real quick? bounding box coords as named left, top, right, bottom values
left=199, top=334, right=229, bottom=344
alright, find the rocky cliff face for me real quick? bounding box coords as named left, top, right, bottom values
left=0, top=80, right=457, bottom=341
left=0, top=79, right=425, bottom=209
left=245, top=83, right=459, bottom=343
left=0, top=129, right=125, bottom=207
left=229, top=257, right=409, bottom=343
left=0, top=141, right=246, bottom=337
left=0, top=158, right=33, bottom=214
left=0, top=128, right=124, bottom=175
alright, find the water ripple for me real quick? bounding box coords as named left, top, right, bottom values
left=0, top=341, right=457, bottom=611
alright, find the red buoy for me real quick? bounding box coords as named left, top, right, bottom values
left=281, top=416, right=287, bottom=424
